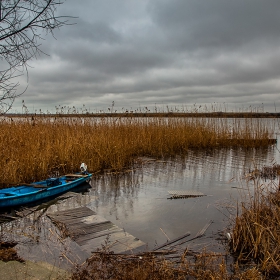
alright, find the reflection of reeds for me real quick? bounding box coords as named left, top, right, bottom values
left=231, top=180, right=280, bottom=277
left=0, top=116, right=274, bottom=186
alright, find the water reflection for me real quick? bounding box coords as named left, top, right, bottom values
left=0, top=210, right=89, bottom=268
left=88, top=145, right=279, bottom=248
left=92, top=172, right=141, bottom=221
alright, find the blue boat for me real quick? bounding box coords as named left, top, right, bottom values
left=0, top=173, right=92, bottom=208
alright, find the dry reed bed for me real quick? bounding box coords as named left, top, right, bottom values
left=231, top=179, right=280, bottom=277
left=70, top=251, right=263, bottom=280
left=0, top=116, right=273, bottom=186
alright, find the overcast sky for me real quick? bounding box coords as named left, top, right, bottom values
left=13, top=0, right=280, bottom=113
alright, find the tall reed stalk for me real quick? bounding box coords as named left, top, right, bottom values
left=231, top=178, right=280, bottom=277
left=0, top=116, right=274, bottom=186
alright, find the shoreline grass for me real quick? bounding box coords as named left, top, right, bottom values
left=0, top=116, right=275, bottom=186
left=230, top=177, right=280, bottom=277
left=70, top=250, right=263, bottom=280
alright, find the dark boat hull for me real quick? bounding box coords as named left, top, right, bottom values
left=0, top=174, right=92, bottom=208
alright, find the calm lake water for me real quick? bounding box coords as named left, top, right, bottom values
left=86, top=143, right=280, bottom=250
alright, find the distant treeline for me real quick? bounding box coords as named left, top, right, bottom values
left=5, top=112, right=280, bottom=118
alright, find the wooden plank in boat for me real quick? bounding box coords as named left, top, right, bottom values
left=65, top=174, right=88, bottom=178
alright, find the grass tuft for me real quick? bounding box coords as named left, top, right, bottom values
left=230, top=178, right=280, bottom=277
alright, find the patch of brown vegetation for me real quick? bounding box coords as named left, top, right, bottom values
left=0, top=242, right=24, bottom=262
left=230, top=182, right=280, bottom=277
left=70, top=251, right=263, bottom=280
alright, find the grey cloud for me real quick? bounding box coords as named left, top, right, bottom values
left=63, top=19, right=122, bottom=44
left=148, top=0, right=280, bottom=51
left=10, top=0, right=280, bottom=112
left=51, top=39, right=171, bottom=77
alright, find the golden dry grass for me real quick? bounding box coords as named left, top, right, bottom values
left=70, top=251, right=263, bottom=280
left=231, top=178, right=280, bottom=277
left=0, top=116, right=274, bottom=186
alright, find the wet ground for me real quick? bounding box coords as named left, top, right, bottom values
left=0, top=260, right=69, bottom=280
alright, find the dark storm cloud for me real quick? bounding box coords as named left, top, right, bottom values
left=148, top=0, right=280, bottom=51
left=12, top=0, right=280, bottom=112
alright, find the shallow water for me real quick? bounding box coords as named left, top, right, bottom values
left=86, top=140, right=280, bottom=249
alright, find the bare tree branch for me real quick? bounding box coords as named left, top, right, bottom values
left=0, top=0, right=72, bottom=114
